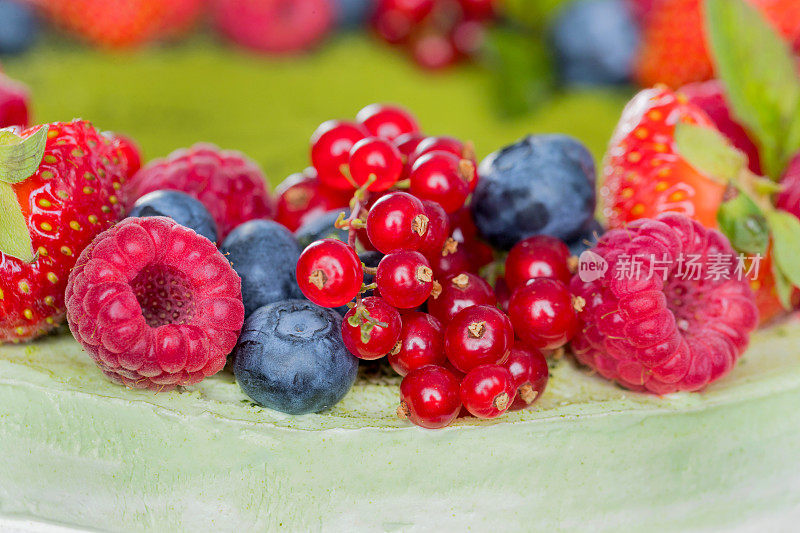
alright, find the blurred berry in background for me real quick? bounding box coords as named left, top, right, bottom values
left=550, top=0, right=640, bottom=85
left=333, top=0, right=377, bottom=28
left=0, top=0, right=39, bottom=55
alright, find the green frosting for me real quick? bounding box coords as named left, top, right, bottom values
left=1, top=321, right=800, bottom=531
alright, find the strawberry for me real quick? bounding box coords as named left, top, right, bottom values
left=0, top=120, right=127, bottom=343
left=601, top=86, right=726, bottom=230
left=635, top=0, right=800, bottom=89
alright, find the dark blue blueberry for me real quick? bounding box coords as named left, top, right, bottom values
left=550, top=0, right=640, bottom=86
left=295, top=209, right=349, bottom=248
left=0, top=0, right=38, bottom=55
left=332, top=0, right=376, bottom=28
left=471, top=134, right=596, bottom=250
left=128, top=190, right=219, bottom=244
left=221, top=219, right=304, bottom=317
left=233, top=299, right=358, bottom=415
left=567, top=219, right=605, bottom=256
left=359, top=250, right=383, bottom=298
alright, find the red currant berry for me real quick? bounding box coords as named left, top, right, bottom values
left=460, top=365, right=516, bottom=419
left=457, top=0, right=495, bottom=21
left=444, top=305, right=513, bottom=373
left=449, top=207, right=478, bottom=243
left=466, top=239, right=494, bottom=270
left=451, top=19, right=487, bottom=57
left=508, top=278, right=578, bottom=350
left=430, top=238, right=473, bottom=279
left=494, top=276, right=511, bottom=312
left=409, top=151, right=471, bottom=213
left=394, top=132, right=427, bottom=158
left=412, top=33, right=458, bottom=70
left=388, top=311, right=445, bottom=376
left=505, top=235, right=572, bottom=290
left=296, top=239, right=364, bottom=308
left=503, top=342, right=548, bottom=410
left=418, top=200, right=450, bottom=258
left=274, top=169, right=351, bottom=231
left=311, top=120, right=368, bottom=190
left=398, top=364, right=461, bottom=429
left=356, top=103, right=420, bottom=141
left=428, top=272, right=496, bottom=324
left=348, top=137, right=404, bottom=191
left=376, top=251, right=435, bottom=309
left=342, top=297, right=402, bottom=360
left=366, top=192, right=429, bottom=254
left=410, top=136, right=465, bottom=167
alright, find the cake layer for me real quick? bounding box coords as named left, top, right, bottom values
left=2, top=320, right=800, bottom=531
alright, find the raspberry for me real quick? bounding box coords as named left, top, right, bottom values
left=65, top=217, right=245, bottom=390
left=127, top=143, right=274, bottom=240
left=570, top=213, right=758, bottom=394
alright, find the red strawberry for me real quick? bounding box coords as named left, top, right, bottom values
left=635, top=0, right=800, bottom=89
left=0, top=74, right=29, bottom=129
left=601, top=86, right=726, bottom=230
left=0, top=120, right=128, bottom=343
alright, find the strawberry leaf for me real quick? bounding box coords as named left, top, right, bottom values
left=765, top=210, right=800, bottom=288
left=675, top=122, right=746, bottom=183
left=705, top=0, right=800, bottom=180
left=0, top=126, right=48, bottom=184
left=716, top=193, right=769, bottom=255
left=0, top=181, right=34, bottom=263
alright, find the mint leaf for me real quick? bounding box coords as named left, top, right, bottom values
left=765, top=209, right=800, bottom=288
left=717, top=193, right=769, bottom=255
left=0, top=126, right=48, bottom=185
left=0, top=181, right=34, bottom=263
left=675, top=122, right=746, bottom=183
left=705, top=0, right=800, bottom=180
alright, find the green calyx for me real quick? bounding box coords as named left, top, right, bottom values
left=0, top=126, right=49, bottom=263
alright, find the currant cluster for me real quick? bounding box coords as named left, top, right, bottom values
left=372, top=0, right=496, bottom=69
left=295, top=103, right=580, bottom=429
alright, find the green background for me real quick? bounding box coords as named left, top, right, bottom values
left=2, top=34, right=629, bottom=189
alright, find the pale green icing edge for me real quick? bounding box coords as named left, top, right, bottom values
left=1, top=320, right=800, bottom=531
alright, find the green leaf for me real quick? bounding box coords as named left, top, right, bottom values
left=0, top=181, right=34, bottom=263
left=0, top=126, right=48, bottom=185
left=705, top=0, right=800, bottom=179
left=765, top=209, right=800, bottom=288
left=771, top=259, right=794, bottom=310
left=716, top=192, right=769, bottom=255
left=674, top=122, right=746, bottom=183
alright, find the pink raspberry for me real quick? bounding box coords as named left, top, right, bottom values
left=65, top=217, right=245, bottom=391
left=570, top=213, right=758, bottom=394
left=128, top=143, right=274, bottom=240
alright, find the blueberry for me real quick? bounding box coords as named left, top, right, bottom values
left=221, top=219, right=304, bottom=317
left=129, top=190, right=219, bottom=244
left=332, top=0, right=376, bottom=28
left=295, top=209, right=349, bottom=248
left=567, top=219, right=605, bottom=256
left=0, top=0, right=38, bottom=55
left=359, top=250, right=383, bottom=297
left=471, top=134, right=596, bottom=250
left=233, top=299, right=358, bottom=415
left=550, top=0, right=640, bottom=86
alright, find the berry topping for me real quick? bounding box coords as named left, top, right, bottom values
left=1, top=121, right=128, bottom=343
left=472, top=134, right=596, bottom=249
left=233, top=299, right=357, bottom=414
left=427, top=272, right=496, bottom=324
left=503, top=342, right=549, bottom=410
left=505, top=234, right=572, bottom=290
left=310, top=120, right=369, bottom=190
left=398, top=364, right=462, bottom=429
left=376, top=250, right=435, bottom=309
left=296, top=239, right=363, bottom=308
left=570, top=213, right=758, bottom=393
left=366, top=191, right=428, bottom=254
left=459, top=364, right=516, bottom=419
left=409, top=151, right=472, bottom=214
left=341, top=296, right=402, bottom=360
left=444, top=305, right=513, bottom=373
left=128, top=190, right=219, bottom=244
left=65, top=217, right=245, bottom=390
left=388, top=311, right=446, bottom=376
left=508, top=278, right=578, bottom=350
left=221, top=220, right=304, bottom=317
left=348, top=136, right=404, bottom=191
left=356, top=103, right=420, bottom=141
left=127, top=143, right=274, bottom=240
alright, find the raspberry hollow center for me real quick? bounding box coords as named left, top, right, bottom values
left=130, top=265, right=196, bottom=328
